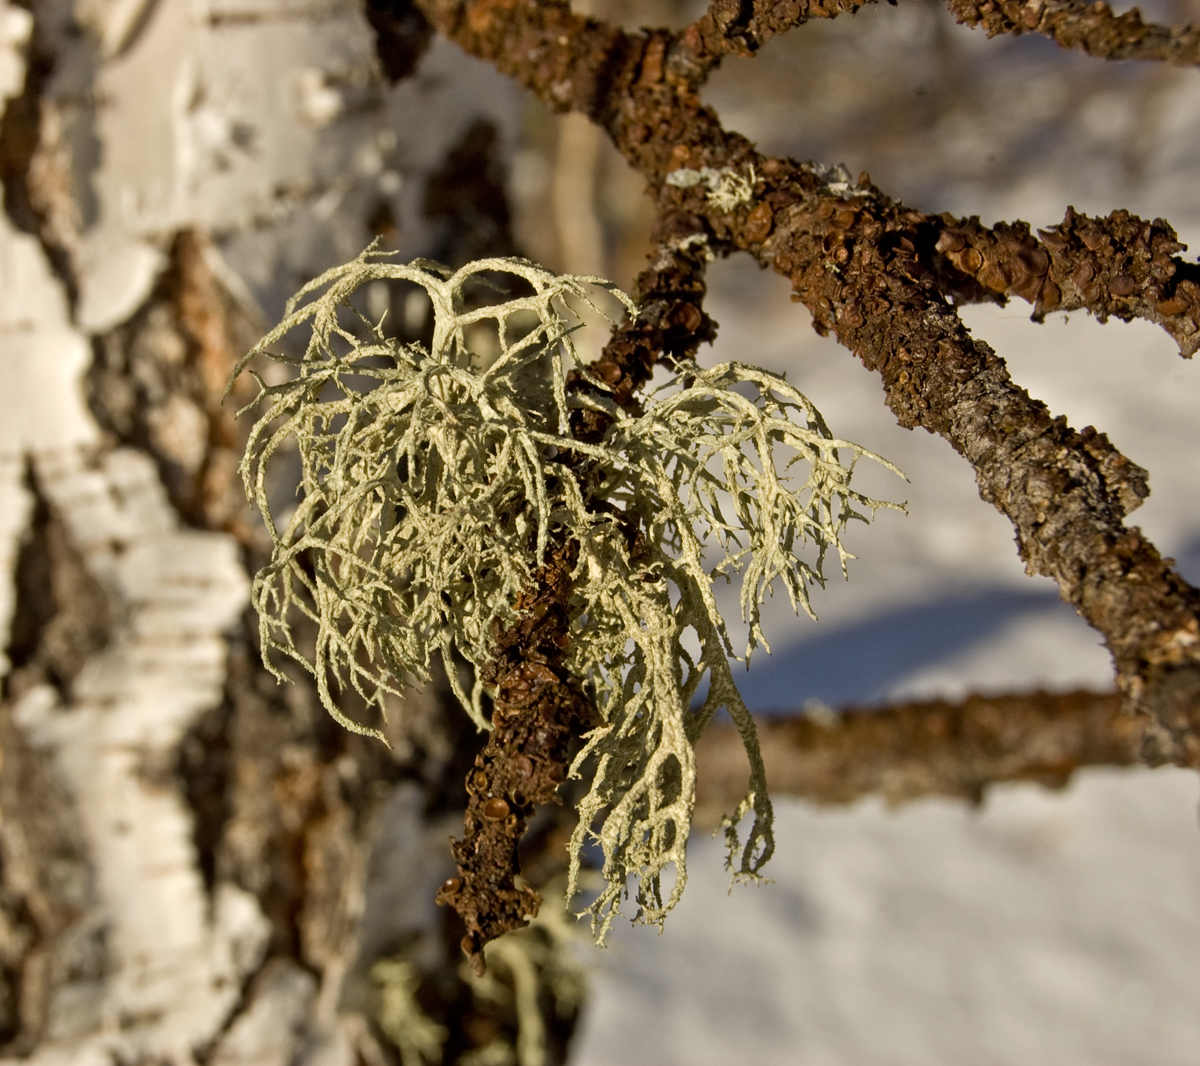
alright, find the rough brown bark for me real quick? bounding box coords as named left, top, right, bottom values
left=929, top=209, right=1200, bottom=356
left=437, top=547, right=592, bottom=977
left=665, top=0, right=875, bottom=83
left=946, top=0, right=1200, bottom=66
left=667, top=0, right=1200, bottom=72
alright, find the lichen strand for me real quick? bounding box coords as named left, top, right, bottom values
left=560, top=359, right=903, bottom=939
left=437, top=547, right=590, bottom=978
left=231, top=248, right=636, bottom=737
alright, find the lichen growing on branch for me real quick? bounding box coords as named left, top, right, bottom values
left=230, top=244, right=903, bottom=940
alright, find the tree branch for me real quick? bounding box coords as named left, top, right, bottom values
left=413, top=0, right=1200, bottom=762
left=929, top=208, right=1200, bottom=356
left=669, top=0, right=1200, bottom=84
left=760, top=172, right=1200, bottom=760
left=694, top=689, right=1154, bottom=811
left=674, top=0, right=1200, bottom=71
left=437, top=546, right=592, bottom=978
left=946, top=0, right=1200, bottom=67
left=666, top=0, right=874, bottom=87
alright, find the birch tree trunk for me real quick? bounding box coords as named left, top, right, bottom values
left=0, top=3, right=579, bottom=1062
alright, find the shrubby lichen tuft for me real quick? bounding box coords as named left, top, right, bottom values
left=232, top=243, right=904, bottom=940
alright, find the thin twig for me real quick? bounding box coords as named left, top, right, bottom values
left=694, top=689, right=1151, bottom=812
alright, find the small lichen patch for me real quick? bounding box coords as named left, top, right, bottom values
left=665, top=164, right=758, bottom=211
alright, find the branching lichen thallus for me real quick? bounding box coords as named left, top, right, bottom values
left=229, top=244, right=905, bottom=949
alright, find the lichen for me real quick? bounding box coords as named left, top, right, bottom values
left=231, top=244, right=903, bottom=941
left=665, top=164, right=758, bottom=211
left=471, top=897, right=586, bottom=1066
left=371, top=958, right=448, bottom=1066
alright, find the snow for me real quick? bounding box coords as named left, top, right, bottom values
left=574, top=768, right=1200, bottom=1066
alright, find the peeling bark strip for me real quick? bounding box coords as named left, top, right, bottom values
left=4, top=464, right=110, bottom=705
left=88, top=229, right=262, bottom=537
left=414, top=0, right=1200, bottom=764
left=695, top=689, right=1148, bottom=811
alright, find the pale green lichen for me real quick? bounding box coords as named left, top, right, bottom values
left=665, top=164, right=758, bottom=210
left=371, top=958, right=448, bottom=1066
left=368, top=894, right=585, bottom=1066
left=471, top=896, right=586, bottom=1066
left=232, top=244, right=903, bottom=942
